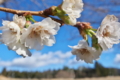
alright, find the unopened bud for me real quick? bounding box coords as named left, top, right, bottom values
left=26, top=21, right=31, bottom=25
left=82, top=22, right=92, bottom=29
left=74, top=22, right=93, bottom=40
left=25, top=21, right=31, bottom=28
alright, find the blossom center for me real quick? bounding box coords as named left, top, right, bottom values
left=18, top=22, right=23, bottom=28
left=77, top=48, right=90, bottom=55
left=69, top=0, right=74, bottom=3
left=28, top=26, right=51, bottom=38
left=103, top=26, right=110, bottom=37
left=72, top=5, right=75, bottom=9
left=9, top=28, right=17, bottom=34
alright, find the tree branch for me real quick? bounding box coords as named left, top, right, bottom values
left=0, top=7, right=45, bottom=16
left=0, top=7, right=91, bottom=29
left=0, top=7, right=64, bottom=25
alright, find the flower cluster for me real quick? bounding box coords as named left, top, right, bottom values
left=0, top=0, right=120, bottom=64
left=69, top=15, right=120, bottom=63
left=0, top=15, right=60, bottom=57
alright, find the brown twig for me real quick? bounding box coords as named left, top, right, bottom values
left=0, top=7, right=64, bottom=25
left=0, top=7, right=91, bottom=28
left=0, top=7, right=44, bottom=16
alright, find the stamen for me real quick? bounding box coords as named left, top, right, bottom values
left=77, top=48, right=90, bottom=55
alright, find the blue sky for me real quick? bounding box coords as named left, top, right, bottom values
left=0, top=0, right=120, bottom=72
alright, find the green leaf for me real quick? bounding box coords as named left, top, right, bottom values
left=53, top=7, right=71, bottom=24
left=53, top=7, right=66, bottom=16
left=25, top=24, right=29, bottom=28
left=26, top=17, right=30, bottom=21
left=85, top=29, right=93, bottom=37
left=90, top=28, right=97, bottom=31
left=92, top=35, right=102, bottom=50
left=29, top=18, right=36, bottom=23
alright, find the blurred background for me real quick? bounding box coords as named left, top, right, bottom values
left=0, top=0, right=120, bottom=80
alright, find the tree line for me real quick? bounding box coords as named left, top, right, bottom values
left=1, top=62, right=120, bottom=78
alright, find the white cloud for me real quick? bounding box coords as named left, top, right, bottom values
left=68, top=57, right=84, bottom=65
left=114, top=54, right=120, bottom=63
left=0, top=51, right=83, bottom=68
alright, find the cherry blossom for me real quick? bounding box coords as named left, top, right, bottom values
left=21, top=17, right=60, bottom=50
left=62, top=0, right=83, bottom=25
left=0, top=15, right=31, bottom=57
left=96, top=15, right=120, bottom=50
left=69, top=40, right=101, bottom=63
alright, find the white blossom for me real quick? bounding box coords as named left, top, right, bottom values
left=0, top=14, right=31, bottom=57
left=96, top=15, right=120, bottom=50
left=69, top=15, right=77, bottom=25
left=62, top=0, right=83, bottom=25
left=0, top=21, right=20, bottom=45
left=69, top=40, right=101, bottom=63
left=13, top=14, right=26, bottom=28
left=21, top=17, right=60, bottom=50
left=8, top=42, right=31, bottom=57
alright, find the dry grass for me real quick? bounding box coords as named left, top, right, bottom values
left=1, top=75, right=120, bottom=80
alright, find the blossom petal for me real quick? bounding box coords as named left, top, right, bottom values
left=13, top=14, right=26, bottom=28
left=101, top=15, right=118, bottom=26
left=8, top=42, right=32, bottom=57
left=69, top=15, right=77, bottom=25
left=2, top=20, right=10, bottom=26
left=2, top=30, right=18, bottom=44
left=43, top=35, right=55, bottom=46
left=15, top=45, right=32, bottom=57
left=25, top=36, right=44, bottom=50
